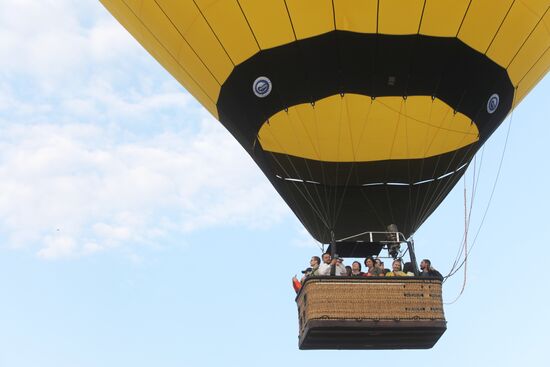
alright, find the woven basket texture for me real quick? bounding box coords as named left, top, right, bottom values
left=297, top=279, right=445, bottom=327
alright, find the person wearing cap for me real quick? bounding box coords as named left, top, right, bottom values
left=293, top=256, right=322, bottom=293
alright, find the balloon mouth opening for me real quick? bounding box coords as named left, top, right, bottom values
left=257, top=93, right=479, bottom=163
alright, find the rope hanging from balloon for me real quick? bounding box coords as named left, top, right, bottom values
left=444, top=87, right=517, bottom=304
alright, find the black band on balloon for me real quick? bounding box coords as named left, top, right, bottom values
left=217, top=31, right=514, bottom=151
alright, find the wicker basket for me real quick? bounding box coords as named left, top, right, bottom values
left=296, top=277, right=446, bottom=349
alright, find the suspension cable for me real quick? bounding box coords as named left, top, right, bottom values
left=445, top=88, right=517, bottom=281
left=444, top=176, right=469, bottom=304
left=446, top=155, right=477, bottom=277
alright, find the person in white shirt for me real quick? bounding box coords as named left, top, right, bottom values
left=335, top=256, right=347, bottom=276
left=318, top=252, right=332, bottom=276
left=319, top=253, right=347, bottom=276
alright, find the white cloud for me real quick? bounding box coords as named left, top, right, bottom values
left=0, top=117, right=288, bottom=259
left=0, top=1, right=290, bottom=260
left=0, top=116, right=288, bottom=259
left=37, top=235, right=77, bottom=260
left=0, top=0, right=136, bottom=87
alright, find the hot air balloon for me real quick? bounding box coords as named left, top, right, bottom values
left=100, top=0, right=550, bottom=349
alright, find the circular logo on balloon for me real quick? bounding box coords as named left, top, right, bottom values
left=253, top=76, right=272, bottom=98
left=487, top=93, right=499, bottom=114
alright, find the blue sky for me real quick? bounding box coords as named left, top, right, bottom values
left=0, top=1, right=549, bottom=366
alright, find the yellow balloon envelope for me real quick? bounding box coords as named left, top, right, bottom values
left=101, top=0, right=550, bottom=243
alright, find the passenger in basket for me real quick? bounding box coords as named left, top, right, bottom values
left=334, top=255, right=347, bottom=276
left=402, top=262, right=415, bottom=276
left=420, top=259, right=443, bottom=279
left=351, top=261, right=364, bottom=276
left=292, top=275, right=302, bottom=293
left=363, top=257, right=381, bottom=276
left=300, top=256, right=320, bottom=282
left=375, top=258, right=387, bottom=276
left=292, top=256, right=322, bottom=293
left=382, top=262, right=391, bottom=275
left=345, top=265, right=352, bottom=276
left=374, top=257, right=390, bottom=277
left=376, top=258, right=389, bottom=276
left=318, top=252, right=332, bottom=276
left=386, top=259, right=407, bottom=277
